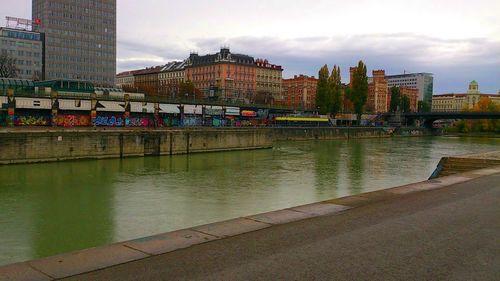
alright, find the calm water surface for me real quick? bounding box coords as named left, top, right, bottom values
left=0, top=136, right=499, bottom=265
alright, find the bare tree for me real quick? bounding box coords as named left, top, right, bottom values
left=0, top=54, right=18, bottom=78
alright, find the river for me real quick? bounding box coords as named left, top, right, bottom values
left=0, top=136, right=498, bottom=265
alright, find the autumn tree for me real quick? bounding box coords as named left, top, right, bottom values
left=179, top=80, right=195, bottom=99
left=349, top=60, right=368, bottom=124
left=0, top=54, right=18, bottom=78
left=329, top=65, right=342, bottom=117
left=316, top=65, right=330, bottom=114
left=179, top=80, right=203, bottom=100
left=471, top=97, right=500, bottom=132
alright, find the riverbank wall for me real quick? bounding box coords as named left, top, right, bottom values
left=430, top=151, right=500, bottom=178
left=0, top=127, right=431, bottom=164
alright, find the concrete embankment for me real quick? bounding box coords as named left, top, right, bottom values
left=1, top=161, right=498, bottom=280
left=0, top=128, right=273, bottom=164
left=0, top=127, right=431, bottom=164
left=430, top=150, right=500, bottom=178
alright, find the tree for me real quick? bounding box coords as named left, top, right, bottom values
left=0, top=54, right=18, bottom=78
left=329, top=65, right=342, bottom=117
left=179, top=80, right=203, bottom=100
left=179, top=80, right=195, bottom=99
left=401, top=95, right=410, bottom=112
left=389, top=86, right=401, bottom=112
left=418, top=100, right=431, bottom=112
left=315, top=65, right=330, bottom=114
left=254, top=91, right=273, bottom=105
left=349, top=60, right=368, bottom=124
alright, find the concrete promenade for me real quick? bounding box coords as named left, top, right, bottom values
left=2, top=165, right=499, bottom=281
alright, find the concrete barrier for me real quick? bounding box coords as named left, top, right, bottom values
left=430, top=151, right=500, bottom=178
left=0, top=127, right=431, bottom=164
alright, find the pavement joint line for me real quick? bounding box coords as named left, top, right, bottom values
left=189, top=228, right=222, bottom=239
left=120, top=244, right=153, bottom=257
left=243, top=216, right=277, bottom=225
left=27, top=262, right=55, bottom=280
left=241, top=216, right=274, bottom=226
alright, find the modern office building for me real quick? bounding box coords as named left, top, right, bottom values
left=0, top=17, right=44, bottom=80
left=32, top=0, right=116, bottom=86
left=383, top=73, right=433, bottom=104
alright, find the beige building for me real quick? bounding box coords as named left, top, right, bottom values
left=255, top=59, right=283, bottom=100
left=158, top=61, right=186, bottom=98
left=116, top=70, right=136, bottom=89
left=432, top=81, right=500, bottom=112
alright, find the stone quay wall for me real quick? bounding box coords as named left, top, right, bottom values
left=0, top=127, right=431, bottom=164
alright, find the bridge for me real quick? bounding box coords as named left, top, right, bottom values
left=384, top=112, right=500, bottom=128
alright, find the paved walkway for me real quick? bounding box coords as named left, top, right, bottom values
left=63, top=173, right=500, bottom=281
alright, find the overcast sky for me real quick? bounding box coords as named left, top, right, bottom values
left=1, top=0, right=499, bottom=93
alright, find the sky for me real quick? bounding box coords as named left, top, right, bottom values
left=1, top=0, right=499, bottom=94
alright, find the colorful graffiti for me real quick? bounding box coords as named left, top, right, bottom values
left=14, top=115, right=51, bottom=126
left=55, top=115, right=91, bottom=127
left=95, top=116, right=124, bottom=127
left=93, top=116, right=155, bottom=127
left=182, top=117, right=202, bottom=127
left=126, top=117, right=152, bottom=127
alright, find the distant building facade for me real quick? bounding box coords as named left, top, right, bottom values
left=367, top=70, right=388, bottom=113
left=115, top=70, right=137, bottom=89
left=159, top=61, right=186, bottom=98
left=384, top=73, right=434, bottom=104
left=0, top=27, right=44, bottom=80
left=400, top=87, right=419, bottom=112
left=134, top=66, right=162, bottom=95
left=185, top=48, right=256, bottom=101
left=282, top=75, right=318, bottom=110
left=32, top=0, right=117, bottom=86
left=255, top=59, right=283, bottom=100
left=432, top=80, right=500, bottom=112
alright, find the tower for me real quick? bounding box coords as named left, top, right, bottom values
left=32, top=0, right=116, bottom=86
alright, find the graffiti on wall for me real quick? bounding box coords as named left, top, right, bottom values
left=14, top=115, right=51, bottom=126
left=94, top=116, right=155, bottom=127
left=55, top=115, right=91, bottom=127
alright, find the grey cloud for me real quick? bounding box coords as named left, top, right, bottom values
left=117, top=33, right=500, bottom=93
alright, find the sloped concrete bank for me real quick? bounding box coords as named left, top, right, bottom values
left=1, top=164, right=498, bottom=280
left=0, top=127, right=431, bottom=164
left=430, top=150, right=500, bottom=178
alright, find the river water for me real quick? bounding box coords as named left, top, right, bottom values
left=0, top=136, right=498, bottom=265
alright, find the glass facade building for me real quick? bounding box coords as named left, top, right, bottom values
left=0, top=27, right=44, bottom=80
left=384, top=73, right=434, bottom=104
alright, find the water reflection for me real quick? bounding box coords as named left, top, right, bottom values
left=0, top=136, right=499, bottom=265
left=348, top=141, right=364, bottom=194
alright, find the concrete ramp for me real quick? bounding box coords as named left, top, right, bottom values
left=430, top=151, right=500, bottom=179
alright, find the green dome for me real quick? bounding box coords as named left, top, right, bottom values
left=470, top=80, right=478, bottom=85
